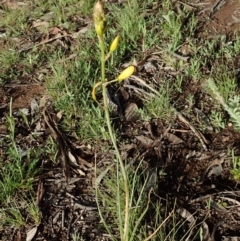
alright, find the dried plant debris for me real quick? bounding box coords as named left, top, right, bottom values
left=1, top=0, right=240, bottom=240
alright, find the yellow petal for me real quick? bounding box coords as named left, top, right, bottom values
left=91, top=81, right=102, bottom=101
left=109, top=35, right=120, bottom=53
left=117, top=66, right=135, bottom=82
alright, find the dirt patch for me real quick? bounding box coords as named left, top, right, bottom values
left=0, top=84, right=45, bottom=115
left=192, top=0, right=240, bottom=37
left=10, top=85, right=45, bottom=109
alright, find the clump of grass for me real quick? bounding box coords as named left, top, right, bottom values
left=204, top=78, right=240, bottom=181
left=139, top=82, right=175, bottom=121
left=204, top=78, right=240, bottom=130
left=228, top=149, right=240, bottom=181
left=0, top=99, right=42, bottom=229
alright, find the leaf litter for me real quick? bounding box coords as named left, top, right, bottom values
left=1, top=0, right=240, bottom=240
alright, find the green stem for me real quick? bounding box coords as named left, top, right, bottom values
left=99, top=36, right=130, bottom=241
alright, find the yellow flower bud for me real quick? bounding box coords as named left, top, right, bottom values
left=91, top=81, right=102, bottom=101
left=109, top=35, right=120, bottom=53
left=95, top=21, right=105, bottom=37
left=93, top=1, right=106, bottom=37
left=117, top=66, right=135, bottom=82
left=93, top=1, right=105, bottom=23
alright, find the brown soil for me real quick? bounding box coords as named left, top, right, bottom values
left=0, top=84, right=45, bottom=110
left=1, top=1, right=240, bottom=241
left=196, top=0, right=240, bottom=36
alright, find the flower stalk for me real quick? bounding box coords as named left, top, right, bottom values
left=93, top=1, right=135, bottom=240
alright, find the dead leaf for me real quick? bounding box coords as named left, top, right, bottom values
left=19, top=108, right=29, bottom=116
left=177, top=208, right=195, bottom=223
left=32, top=21, right=49, bottom=29
left=50, top=27, right=62, bottom=35
left=144, top=168, right=157, bottom=192
left=39, top=94, right=51, bottom=108
left=207, top=164, right=223, bottom=178
left=3, top=1, right=23, bottom=9
left=34, top=121, right=42, bottom=132
left=205, top=158, right=224, bottom=179
left=125, top=102, right=139, bottom=121
left=120, top=143, right=136, bottom=152
left=0, top=32, right=7, bottom=38
left=76, top=169, right=85, bottom=176
left=95, top=165, right=113, bottom=186
left=32, top=21, right=50, bottom=33
left=31, top=98, right=38, bottom=115
left=43, top=110, right=69, bottom=181
left=56, top=110, right=64, bottom=122
left=68, top=151, right=79, bottom=167
left=136, top=135, right=153, bottom=147
left=144, top=61, right=157, bottom=73
left=77, top=156, right=93, bottom=170
left=72, top=26, right=91, bottom=37
left=178, top=43, right=193, bottom=56
left=165, top=133, right=183, bottom=144
left=222, top=236, right=240, bottom=241
left=40, top=11, right=54, bottom=21
left=26, top=226, right=38, bottom=241
left=0, top=123, right=7, bottom=134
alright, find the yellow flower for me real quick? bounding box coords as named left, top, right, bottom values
left=117, top=66, right=135, bottom=82
left=91, top=81, right=102, bottom=101
left=109, top=35, right=120, bottom=53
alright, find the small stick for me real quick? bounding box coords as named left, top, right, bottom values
left=18, top=34, right=72, bottom=52
left=176, top=111, right=208, bottom=150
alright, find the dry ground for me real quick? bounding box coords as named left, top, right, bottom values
left=1, top=0, right=240, bottom=240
